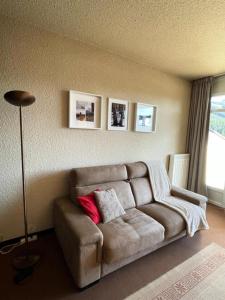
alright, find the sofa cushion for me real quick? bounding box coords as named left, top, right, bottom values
left=138, top=203, right=186, bottom=240
left=126, top=162, right=148, bottom=179
left=73, top=181, right=136, bottom=210
left=97, top=208, right=165, bottom=264
left=94, top=189, right=125, bottom=223
left=77, top=190, right=102, bottom=224
left=70, top=164, right=127, bottom=187
left=130, top=177, right=153, bottom=206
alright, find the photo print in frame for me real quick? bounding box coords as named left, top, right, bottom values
left=134, top=103, right=157, bottom=132
left=108, top=98, right=129, bottom=131
left=69, top=90, right=102, bottom=129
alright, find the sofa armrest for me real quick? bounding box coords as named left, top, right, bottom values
left=171, top=186, right=208, bottom=211
left=54, top=197, right=103, bottom=288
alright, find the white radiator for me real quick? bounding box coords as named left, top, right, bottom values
left=169, top=154, right=190, bottom=188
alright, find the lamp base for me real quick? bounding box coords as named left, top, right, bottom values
left=13, top=254, right=40, bottom=270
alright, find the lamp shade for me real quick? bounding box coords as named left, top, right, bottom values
left=4, top=90, right=35, bottom=107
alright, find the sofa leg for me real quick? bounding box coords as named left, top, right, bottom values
left=79, top=279, right=100, bottom=291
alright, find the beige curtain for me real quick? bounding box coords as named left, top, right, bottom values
left=186, top=76, right=213, bottom=195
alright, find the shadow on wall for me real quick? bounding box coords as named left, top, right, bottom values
left=26, top=170, right=71, bottom=234
left=1, top=170, right=71, bottom=241
left=0, top=182, right=25, bottom=241
left=2, top=154, right=173, bottom=241
left=60, top=90, right=69, bottom=129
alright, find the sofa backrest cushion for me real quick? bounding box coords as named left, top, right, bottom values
left=71, top=164, right=127, bottom=187
left=70, top=164, right=136, bottom=210
left=126, top=162, right=148, bottom=179
left=72, top=181, right=135, bottom=210
left=130, top=178, right=153, bottom=206
left=126, top=162, right=154, bottom=206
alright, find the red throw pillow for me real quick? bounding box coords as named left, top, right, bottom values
left=77, top=190, right=102, bottom=224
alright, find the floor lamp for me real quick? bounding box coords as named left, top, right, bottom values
left=4, top=90, right=40, bottom=270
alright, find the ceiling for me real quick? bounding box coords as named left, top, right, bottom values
left=1, top=0, right=225, bottom=79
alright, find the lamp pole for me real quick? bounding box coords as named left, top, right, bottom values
left=4, top=90, right=40, bottom=270
left=19, top=105, right=29, bottom=249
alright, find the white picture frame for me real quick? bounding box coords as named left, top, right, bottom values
left=69, top=90, right=102, bottom=129
left=134, top=103, right=157, bottom=133
left=108, top=98, right=129, bottom=131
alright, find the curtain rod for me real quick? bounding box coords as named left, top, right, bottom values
left=194, top=72, right=225, bottom=81
left=214, top=72, right=225, bottom=78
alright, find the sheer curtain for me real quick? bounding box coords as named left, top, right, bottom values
left=206, top=76, right=225, bottom=207
left=186, top=76, right=213, bottom=195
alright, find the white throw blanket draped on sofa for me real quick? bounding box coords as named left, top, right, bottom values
left=145, top=161, right=209, bottom=237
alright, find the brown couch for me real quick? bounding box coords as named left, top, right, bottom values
left=54, top=162, right=207, bottom=288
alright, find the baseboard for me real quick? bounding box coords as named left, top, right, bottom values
left=209, top=199, right=225, bottom=209
left=0, top=228, right=54, bottom=248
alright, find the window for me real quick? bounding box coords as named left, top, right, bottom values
left=206, top=95, right=225, bottom=189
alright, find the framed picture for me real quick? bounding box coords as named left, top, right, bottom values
left=108, top=98, right=129, bottom=131
left=134, top=103, right=157, bottom=133
left=69, top=90, right=102, bottom=129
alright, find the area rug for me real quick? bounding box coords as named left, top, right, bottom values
left=125, top=243, right=225, bottom=300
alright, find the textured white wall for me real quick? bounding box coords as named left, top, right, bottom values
left=0, top=17, right=190, bottom=241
